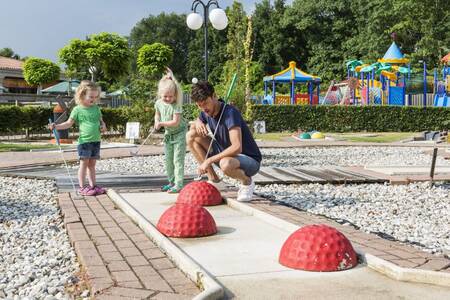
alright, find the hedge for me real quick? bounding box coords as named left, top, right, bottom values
left=247, top=105, right=450, bottom=132
left=1, top=104, right=448, bottom=135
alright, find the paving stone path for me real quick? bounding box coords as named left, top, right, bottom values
left=59, top=192, right=200, bottom=299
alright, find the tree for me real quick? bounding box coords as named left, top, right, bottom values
left=23, top=58, right=60, bottom=94
left=129, top=13, right=194, bottom=82
left=0, top=47, right=20, bottom=59
left=137, top=43, right=173, bottom=78
left=216, top=1, right=248, bottom=112
left=59, top=32, right=131, bottom=88
left=252, top=0, right=290, bottom=75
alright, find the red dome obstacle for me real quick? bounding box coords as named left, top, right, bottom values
left=177, top=181, right=223, bottom=206
left=157, top=203, right=217, bottom=238
left=279, top=224, right=357, bottom=271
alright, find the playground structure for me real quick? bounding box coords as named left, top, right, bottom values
left=434, top=52, right=450, bottom=107
left=263, top=61, right=321, bottom=105
left=323, top=42, right=450, bottom=107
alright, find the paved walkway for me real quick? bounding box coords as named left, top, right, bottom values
left=58, top=192, right=200, bottom=299
left=0, top=145, right=164, bottom=169
left=246, top=198, right=450, bottom=273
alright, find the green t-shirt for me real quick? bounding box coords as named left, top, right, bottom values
left=69, top=105, right=102, bottom=144
left=155, top=99, right=187, bottom=135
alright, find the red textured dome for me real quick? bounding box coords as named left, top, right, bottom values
left=177, top=181, right=222, bottom=206
left=157, top=203, right=217, bottom=238
left=279, top=224, right=357, bottom=271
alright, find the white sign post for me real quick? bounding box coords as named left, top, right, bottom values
left=126, top=122, right=140, bottom=144
left=254, top=121, right=266, bottom=134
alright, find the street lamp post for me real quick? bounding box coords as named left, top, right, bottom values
left=187, top=0, right=228, bottom=81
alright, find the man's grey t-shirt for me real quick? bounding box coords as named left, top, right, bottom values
left=199, top=100, right=262, bottom=163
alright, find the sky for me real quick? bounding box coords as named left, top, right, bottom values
left=0, top=0, right=292, bottom=63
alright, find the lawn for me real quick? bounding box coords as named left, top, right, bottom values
left=253, top=131, right=419, bottom=143
left=0, top=143, right=63, bottom=152
left=325, top=132, right=418, bottom=143
left=253, top=132, right=293, bottom=141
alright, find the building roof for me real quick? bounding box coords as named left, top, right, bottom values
left=0, top=56, right=24, bottom=71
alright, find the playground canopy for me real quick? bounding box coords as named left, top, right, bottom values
left=263, top=61, right=321, bottom=105
left=378, top=42, right=409, bottom=64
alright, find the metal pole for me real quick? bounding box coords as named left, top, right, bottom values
left=423, top=61, right=427, bottom=107
left=203, top=5, right=209, bottom=81
left=429, top=147, right=438, bottom=187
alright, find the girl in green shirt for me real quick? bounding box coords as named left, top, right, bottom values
left=154, top=70, right=187, bottom=193
left=49, top=81, right=107, bottom=196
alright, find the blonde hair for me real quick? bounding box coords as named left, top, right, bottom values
left=75, top=80, right=101, bottom=104
left=157, top=72, right=183, bottom=106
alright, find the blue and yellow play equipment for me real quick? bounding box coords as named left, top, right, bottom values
left=263, top=61, right=321, bottom=105
left=433, top=52, right=450, bottom=107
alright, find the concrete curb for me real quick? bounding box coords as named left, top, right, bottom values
left=107, top=189, right=224, bottom=300
left=225, top=198, right=450, bottom=288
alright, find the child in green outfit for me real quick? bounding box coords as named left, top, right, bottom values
left=154, top=69, right=187, bottom=193
left=49, top=80, right=107, bottom=196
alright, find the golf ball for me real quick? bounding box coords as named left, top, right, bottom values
left=192, top=77, right=198, bottom=84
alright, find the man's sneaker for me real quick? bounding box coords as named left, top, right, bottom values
left=236, top=180, right=255, bottom=202
left=207, top=179, right=228, bottom=191
left=93, top=185, right=106, bottom=195
left=81, top=186, right=96, bottom=196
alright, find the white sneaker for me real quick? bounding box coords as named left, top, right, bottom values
left=237, top=180, right=255, bottom=202
left=207, top=179, right=228, bottom=191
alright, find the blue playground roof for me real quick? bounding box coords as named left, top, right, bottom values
left=378, top=42, right=409, bottom=64
left=263, top=61, right=321, bottom=83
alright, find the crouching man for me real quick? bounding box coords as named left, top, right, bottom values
left=186, top=81, right=262, bottom=201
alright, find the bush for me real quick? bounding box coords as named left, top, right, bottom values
left=247, top=105, right=450, bottom=132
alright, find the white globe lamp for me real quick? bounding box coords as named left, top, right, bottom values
left=209, top=8, right=228, bottom=30
left=187, top=13, right=203, bottom=30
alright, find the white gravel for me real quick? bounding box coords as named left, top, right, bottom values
left=94, top=146, right=450, bottom=254
left=0, top=177, right=83, bottom=299
left=255, top=182, right=450, bottom=254
left=95, top=147, right=449, bottom=175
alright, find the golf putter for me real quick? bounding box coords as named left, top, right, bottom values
left=130, top=127, right=155, bottom=156
left=48, top=119, right=82, bottom=200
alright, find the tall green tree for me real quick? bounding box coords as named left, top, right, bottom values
left=129, top=13, right=194, bottom=82
left=23, top=58, right=60, bottom=94
left=252, top=0, right=291, bottom=75
left=59, top=33, right=131, bottom=88
left=285, top=0, right=357, bottom=82
left=217, top=1, right=248, bottom=111
left=137, top=43, right=173, bottom=78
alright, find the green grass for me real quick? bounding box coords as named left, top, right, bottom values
left=0, top=143, right=63, bottom=152
left=253, top=132, right=293, bottom=141
left=326, top=132, right=417, bottom=143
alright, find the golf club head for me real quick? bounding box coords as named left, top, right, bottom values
left=71, top=192, right=84, bottom=200
left=194, top=175, right=206, bottom=181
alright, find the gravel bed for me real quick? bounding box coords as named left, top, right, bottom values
left=95, top=146, right=449, bottom=175
left=255, top=182, right=450, bottom=254
left=0, top=177, right=85, bottom=299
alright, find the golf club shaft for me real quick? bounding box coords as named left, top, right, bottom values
left=49, top=119, right=78, bottom=195
left=133, top=128, right=155, bottom=155
left=198, top=74, right=238, bottom=180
